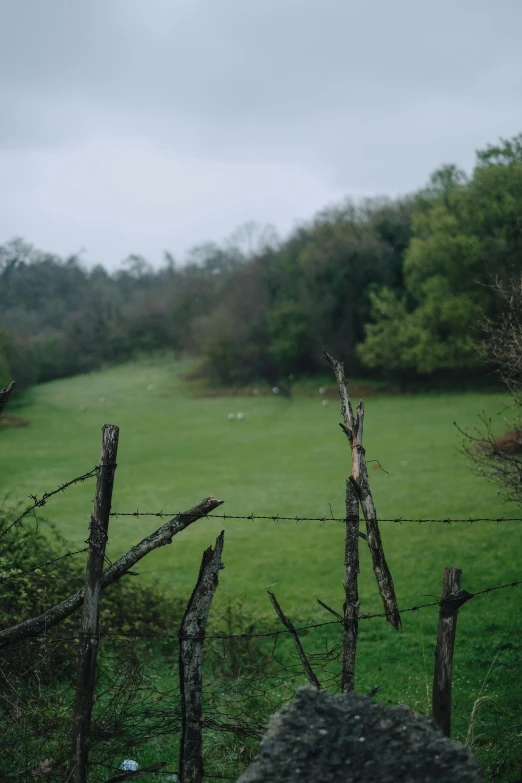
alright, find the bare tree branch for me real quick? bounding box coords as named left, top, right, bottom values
left=479, top=275, right=522, bottom=399
left=0, top=381, right=15, bottom=416
left=462, top=274, right=522, bottom=504
left=0, top=496, right=223, bottom=647
left=268, top=591, right=320, bottom=689
left=316, top=599, right=343, bottom=621
left=324, top=351, right=401, bottom=634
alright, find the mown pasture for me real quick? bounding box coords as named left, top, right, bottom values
left=1, top=357, right=520, bottom=779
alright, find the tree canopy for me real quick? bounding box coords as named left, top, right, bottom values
left=1, top=133, right=521, bottom=390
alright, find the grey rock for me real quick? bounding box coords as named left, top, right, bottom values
left=237, top=686, right=483, bottom=783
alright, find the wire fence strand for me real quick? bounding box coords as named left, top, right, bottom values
left=0, top=548, right=89, bottom=581
left=109, top=510, right=522, bottom=524
left=10, top=577, right=518, bottom=646
left=0, top=466, right=99, bottom=540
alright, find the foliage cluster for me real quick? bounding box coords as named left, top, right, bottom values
left=462, top=274, right=522, bottom=506
left=0, top=513, right=281, bottom=780
left=0, top=514, right=183, bottom=649
left=0, top=511, right=186, bottom=778
left=1, top=134, right=522, bottom=391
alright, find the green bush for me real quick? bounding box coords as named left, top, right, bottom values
left=0, top=510, right=185, bottom=779
left=0, top=327, right=35, bottom=390
left=0, top=513, right=183, bottom=644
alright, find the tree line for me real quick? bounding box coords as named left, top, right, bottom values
left=1, top=133, right=521, bottom=392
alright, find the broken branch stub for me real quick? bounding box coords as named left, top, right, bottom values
left=179, top=531, right=225, bottom=783
left=323, top=352, right=354, bottom=438
left=324, top=351, right=401, bottom=630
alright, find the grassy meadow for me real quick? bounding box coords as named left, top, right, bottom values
left=1, top=356, right=521, bottom=779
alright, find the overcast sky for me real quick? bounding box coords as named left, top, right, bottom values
left=0, top=0, right=521, bottom=268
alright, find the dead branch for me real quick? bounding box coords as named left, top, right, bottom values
left=179, top=531, right=225, bottom=783
left=0, top=381, right=15, bottom=416
left=0, top=496, right=223, bottom=647
left=479, top=274, right=522, bottom=399
left=460, top=274, right=522, bottom=504
left=317, top=599, right=343, bottom=621
left=323, top=351, right=361, bottom=690
left=268, top=591, right=320, bottom=689
left=324, top=351, right=401, bottom=632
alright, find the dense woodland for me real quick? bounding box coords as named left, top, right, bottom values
left=1, top=133, right=522, bottom=392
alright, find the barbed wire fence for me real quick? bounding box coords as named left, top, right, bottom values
left=111, top=511, right=522, bottom=523
left=2, top=469, right=522, bottom=781
left=1, top=509, right=520, bottom=783
left=2, top=570, right=520, bottom=781
left=2, top=365, right=522, bottom=782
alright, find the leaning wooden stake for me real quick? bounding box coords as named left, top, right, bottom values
left=324, top=351, right=401, bottom=691
left=432, top=566, right=473, bottom=737
left=179, top=531, right=225, bottom=783
left=268, top=591, right=321, bottom=689
left=69, top=424, right=119, bottom=783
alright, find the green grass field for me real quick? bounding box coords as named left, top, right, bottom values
left=2, top=356, right=521, bottom=779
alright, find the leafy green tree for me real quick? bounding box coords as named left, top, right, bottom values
left=3, top=133, right=522, bottom=391
left=356, top=289, right=423, bottom=384
left=0, top=345, right=11, bottom=388
left=268, top=300, right=313, bottom=374
left=359, top=133, right=522, bottom=381
left=0, top=327, right=34, bottom=389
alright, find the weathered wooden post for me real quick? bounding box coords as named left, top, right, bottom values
left=70, top=424, right=119, bottom=783
left=432, top=566, right=473, bottom=736
left=179, top=531, right=225, bottom=783
left=324, top=352, right=401, bottom=692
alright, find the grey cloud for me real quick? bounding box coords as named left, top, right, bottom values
left=0, top=0, right=521, bottom=264
left=2, top=0, right=521, bottom=143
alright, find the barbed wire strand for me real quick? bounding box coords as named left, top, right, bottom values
left=13, top=577, right=518, bottom=646
left=105, top=577, right=520, bottom=640
left=0, top=547, right=88, bottom=581
left=110, top=511, right=522, bottom=524
left=0, top=466, right=99, bottom=540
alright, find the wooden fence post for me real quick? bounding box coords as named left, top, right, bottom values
left=70, top=424, right=119, bottom=783
left=325, top=351, right=401, bottom=692
left=179, top=531, right=225, bottom=783
left=341, top=476, right=360, bottom=692
left=432, top=566, right=473, bottom=737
